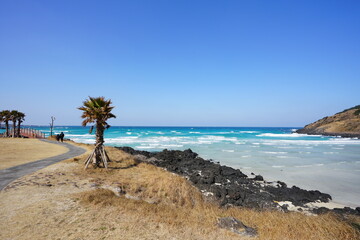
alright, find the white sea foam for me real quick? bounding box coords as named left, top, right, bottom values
left=241, top=155, right=251, bottom=158
left=67, top=133, right=93, bottom=137
left=261, top=142, right=277, bottom=146
left=189, top=131, right=201, bottom=134
left=256, top=133, right=312, bottom=138
left=222, top=150, right=235, bottom=152
left=161, top=144, right=184, bottom=148
left=135, top=146, right=156, bottom=149
left=272, top=165, right=285, bottom=168
left=239, top=131, right=258, bottom=133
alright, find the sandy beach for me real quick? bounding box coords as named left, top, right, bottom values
left=0, top=138, right=359, bottom=240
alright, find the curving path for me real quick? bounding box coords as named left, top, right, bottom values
left=0, top=139, right=86, bottom=190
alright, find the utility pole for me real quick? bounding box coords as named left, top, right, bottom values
left=50, top=116, right=55, bottom=136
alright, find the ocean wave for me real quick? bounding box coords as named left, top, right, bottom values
left=66, top=133, right=93, bottom=137
left=256, top=133, right=311, bottom=138
left=272, top=165, right=285, bottom=168
left=222, top=150, right=235, bottom=152
left=239, top=131, right=258, bottom=133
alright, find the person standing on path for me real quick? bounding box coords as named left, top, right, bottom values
left=59, top=132, right=64, bottom=142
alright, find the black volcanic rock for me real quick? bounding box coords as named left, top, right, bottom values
left=116, top=147, right=359, bottom=215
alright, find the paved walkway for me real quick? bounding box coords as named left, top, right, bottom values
left=0, top=139, right=87, bottom=190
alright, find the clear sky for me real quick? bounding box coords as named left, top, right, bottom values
left=0, top=0, right=359, bottom=127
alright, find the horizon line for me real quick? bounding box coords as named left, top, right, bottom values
left=21, top=125, right=301, bottom=128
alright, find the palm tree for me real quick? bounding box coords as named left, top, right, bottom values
left=10, top=110, right=20, bottom=137
left=0, top=110, right=11, bottom=137
left=78, top=96, right=116, bottom=168
left=16, top=112, right=25, bottom=137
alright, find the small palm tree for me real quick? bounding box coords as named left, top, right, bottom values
left=16, top=112, right=25, bottom=137
left=0, top=110, right=11, bottom=137
left=78, top=96, right=116, bottom=168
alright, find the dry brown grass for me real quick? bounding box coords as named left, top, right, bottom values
left=73, top=147, right=360, bottom=240
left=79, top=188, right=360, bottom=240
left=0, top=145, right=359, bottom=240
left=0, top=138, right=68, bottom=169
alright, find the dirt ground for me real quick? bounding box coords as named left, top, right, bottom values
left=0, top=138, right=69, bottom=170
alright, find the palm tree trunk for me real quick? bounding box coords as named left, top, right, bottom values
left=12, top=120, right=16, bottom=138
left=17, top=120, right=21, bottom=137
left=94, top=122, right=105, bottom=166
left=5, top=121, right=9, bottom=137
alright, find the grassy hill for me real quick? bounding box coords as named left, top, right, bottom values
left=297, top=105, right=360, bottom=137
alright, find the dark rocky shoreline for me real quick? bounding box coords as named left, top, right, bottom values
left=295, top=129, right=360, bottom=138
left=117, top=146, right=360, bottom=216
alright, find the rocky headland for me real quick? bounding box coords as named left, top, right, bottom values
left=296, top=105, right=360, bottom=138
left=117, top=146, right=360, bottom=216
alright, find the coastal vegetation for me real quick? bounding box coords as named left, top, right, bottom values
left=78, top=96, right=116, bottom=168
left=0, top=110, right=25, bottom=137
left=1, top=143, right=359, bottom=239
left=296, top=105, right=360, bottom=137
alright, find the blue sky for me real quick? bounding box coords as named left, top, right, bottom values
left=0, top=0, right=359, bottom=127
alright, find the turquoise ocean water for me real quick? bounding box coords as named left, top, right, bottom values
left=3, top=126, right=360, bottom=206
